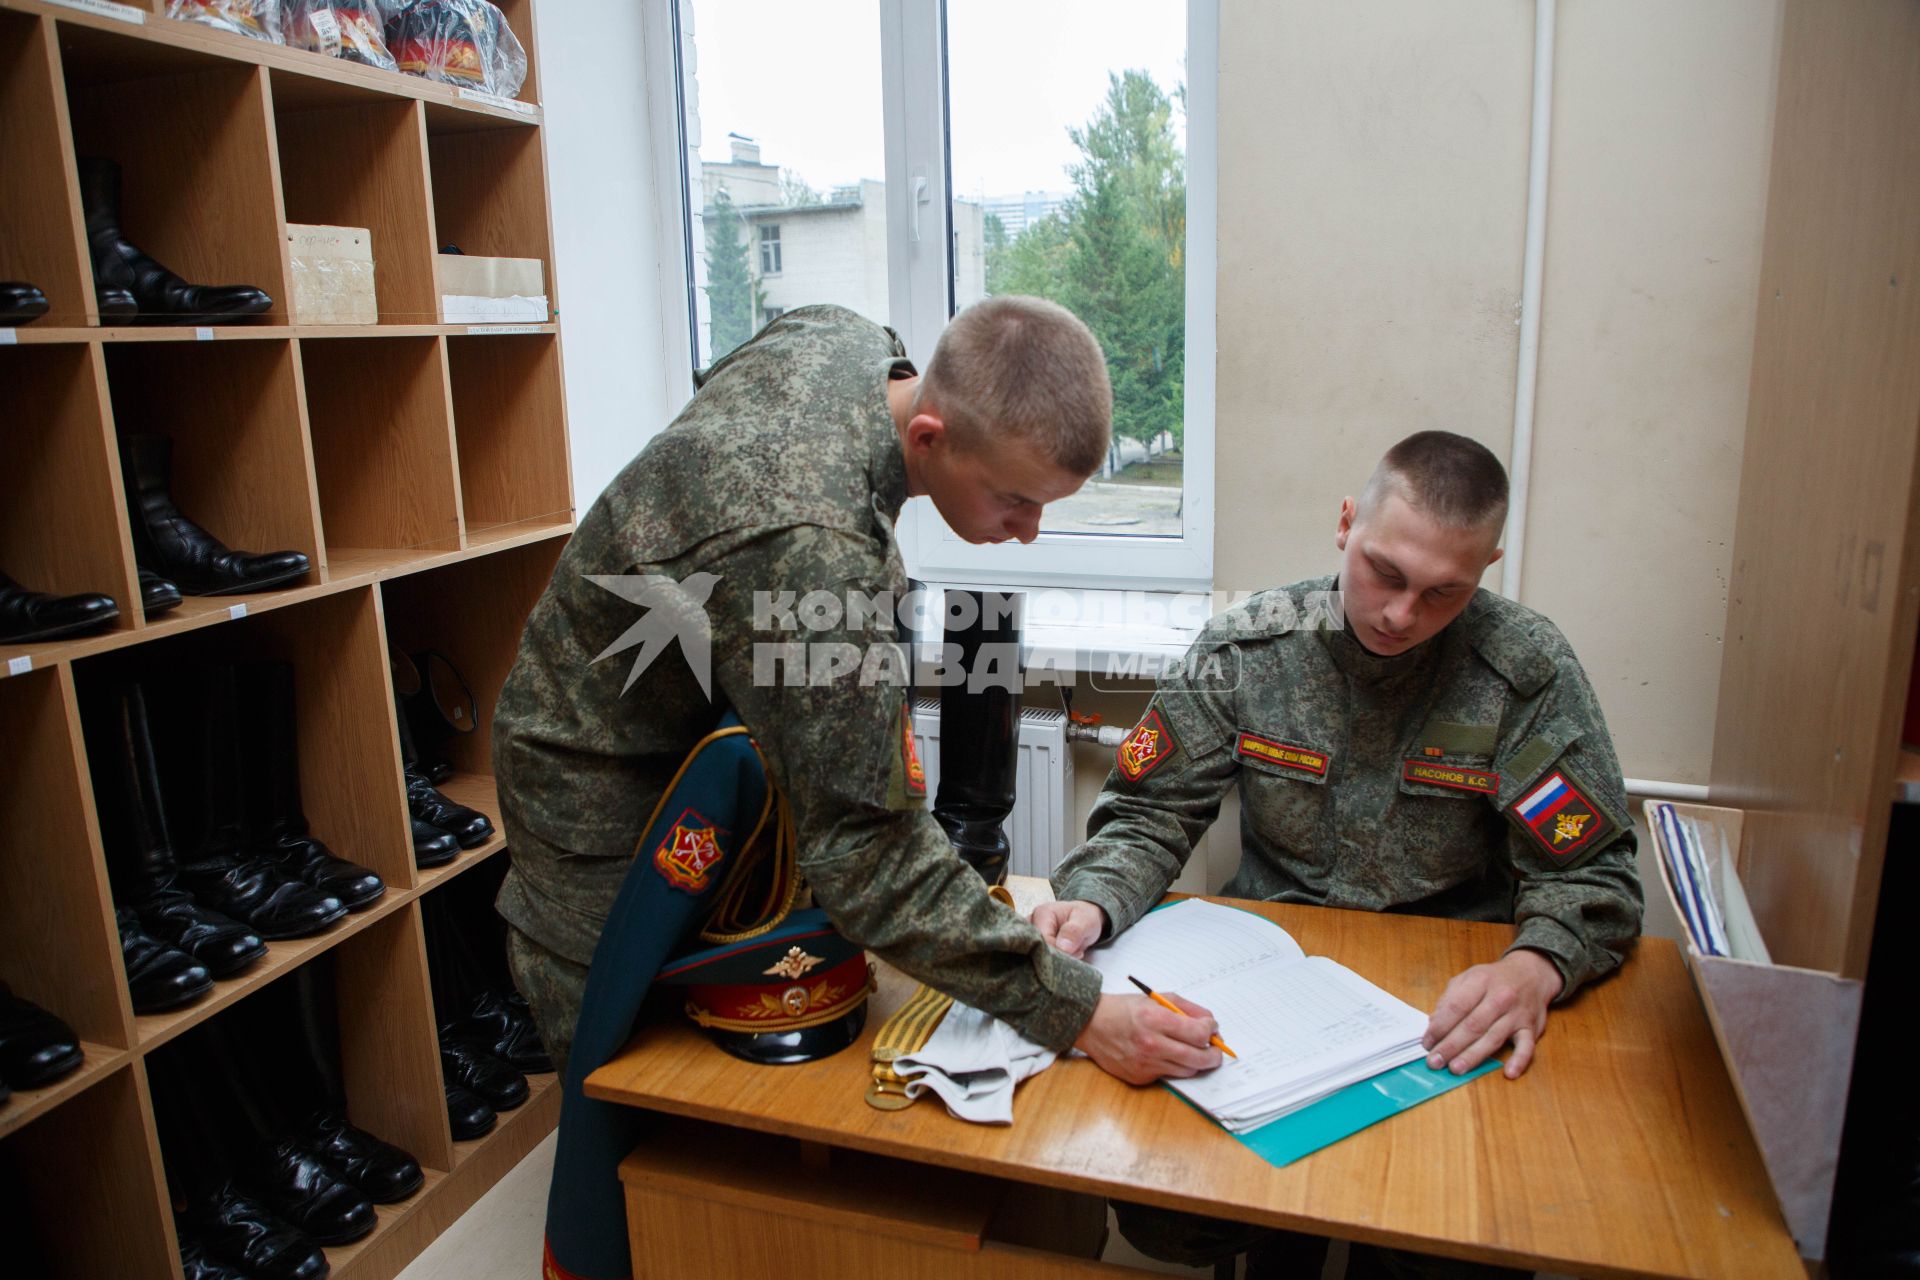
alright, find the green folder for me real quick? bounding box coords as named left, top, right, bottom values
left=1203, top=1057, right=1499, bottom=1168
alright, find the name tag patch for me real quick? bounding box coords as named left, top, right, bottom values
left=1403, top=760, right=1499, bottom=795
left=1117, top=708, right=1178, bottom=782
left=1512, top=771, right=1610, bottom=860
left=1237, top=733, right=1328, bottom=777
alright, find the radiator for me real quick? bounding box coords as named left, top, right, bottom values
left=909, top=698, right=1076, bottom=878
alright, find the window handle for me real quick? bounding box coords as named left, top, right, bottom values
left=910, top=168, right=929, bottom=242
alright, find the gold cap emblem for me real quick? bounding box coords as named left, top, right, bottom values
left=764, top=946, right=824, bottom=979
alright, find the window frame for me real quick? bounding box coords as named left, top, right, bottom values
left=649, top=0, right=1217, bottom=591
left=758, top=223, right=783, bottom=276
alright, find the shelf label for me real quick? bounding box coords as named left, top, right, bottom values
left=465, top=324, right=542, bottom=336
left=457, top=87, right=537, bottom=117
left=6, top=656, right=30, bottom=677
left=228, top=603, right=248, bottom=620
left=0, top=330, right=15, bottom=346
left=46, top=0, right=146, bottom=22
left=195, top=327, right=214, bottom=341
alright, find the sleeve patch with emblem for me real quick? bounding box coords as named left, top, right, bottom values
left=1236, top=732, right=1328, bottom=777
left=1403, top=760, right=1499, bottom=795
left=1512, top=771, right=1612, bottom=860
left=654, top=808, right=728, bottom=892
left=1117, top=708, right=1178, bottom=781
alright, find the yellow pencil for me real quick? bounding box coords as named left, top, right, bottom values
left=1128, top=975, right=1238, bottom=1059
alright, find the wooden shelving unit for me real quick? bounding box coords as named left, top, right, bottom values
left=0, top=2, right=571, bottom=1276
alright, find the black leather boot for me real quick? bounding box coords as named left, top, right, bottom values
left=411, top=815, right=459, bottom=867
left=80, top=158, right=273, bottom=324
left=176, top=668, right=348, bottom=940
left=0, top=568, right=117, bottom=643
left=241, top=664, right=385, bottom=910
left=115, top=907, right=215, bottom=1013
left=246, top=1137, right=377, bottom=1246
left=296, top=1109, right=424, bottom=1203
left=122, top=434, right=311, bottom=596
left=178, top=1236, right=251, bottom=1280
left=0, top=281, right=49, bottom=324
left=445, top=1082, right=496, bottom=1140
left=393, top=688, right=494, bottom=847
left=439, top=1038, right=527, bottom=1111
left=140, top=567, right=184, bottom=617
left=176, top=1183, right=329, bottom=1280
left=94, top=682, right=265, bottom=978
left=394, top=648, right=476, bottom=784
left=0, top=991, right=84, bottom=1089
left=932, top=589, right=1025, bottom=886
left=443, top=989, right=552, bottom=1074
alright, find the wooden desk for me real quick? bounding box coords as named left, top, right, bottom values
left=587, top=898, right=1803, bottom=1280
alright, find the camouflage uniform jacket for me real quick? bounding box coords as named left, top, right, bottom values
left=492, top=305, right=1101, bottom=1051
left=1053, top=577, right=1644, bottom=999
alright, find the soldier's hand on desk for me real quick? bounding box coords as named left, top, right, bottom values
left=1074, top=993, right=1223, bottom=1085
left=1422, top=949, right=1564, bottom=1080
left=1032, top=899, right=1108, bottom=958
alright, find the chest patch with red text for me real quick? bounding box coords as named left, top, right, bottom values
left=1236, top=733, right=1329, bottom=778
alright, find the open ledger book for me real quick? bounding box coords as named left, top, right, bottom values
left=1083, top=899, right=1431, bottom=1133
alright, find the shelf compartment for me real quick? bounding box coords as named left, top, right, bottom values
left=333, top=904, right=456, bottom=1175
left=0, top=12, right=91, bottom=326
left=445, top=330, right=570, bottom=536
left=1, top=343, right=141, bottom=647
left=0, top=666, right=135, bottom=1055
left=379, top=533, right=563, bottom=778
left=299, top=335, right=462, bottom=561
left=0, top=1064, right=177, bottom=1280
left=425, top=121, right=552, bottom=316
left=59, top=22, right=290, bottom=323
left=104, top=337, right=323, bottom=586
left=272, top=86, right=439, bottom=325
left=0, top=1041, right=128, bottom=1143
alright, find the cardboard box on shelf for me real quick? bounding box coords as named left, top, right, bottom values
left=288, top=224, right=378, bottom=325
left=438, top=254, right=549, bottom=324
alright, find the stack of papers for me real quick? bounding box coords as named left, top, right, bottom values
left=1083, top=900, right=1430, bottom=1133
left=1651, top=803, right=1728, bottom=956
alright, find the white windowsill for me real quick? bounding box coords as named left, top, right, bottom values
left=908, top=583, right=1210, bottom=678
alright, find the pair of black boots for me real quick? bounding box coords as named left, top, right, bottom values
left=438, top=989, right=548, bottom=1140
left=0, top=989, right=83, bottom=1104
left=91, top=667, right=383, bottom=1014
left=123, top=433, right=312, bottom=603
left=390, top=649, right=494, bottom=866
left=80, top=157, right=272, bottom=325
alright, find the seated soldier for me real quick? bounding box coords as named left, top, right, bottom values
left=1035, top=430, right=1644, bottom=1279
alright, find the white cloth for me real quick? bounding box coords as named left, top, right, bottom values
left=889, top=1001, right=1059, bottom=1124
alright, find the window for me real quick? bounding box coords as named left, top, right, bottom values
left=659, top=0, right=1216, bottom=589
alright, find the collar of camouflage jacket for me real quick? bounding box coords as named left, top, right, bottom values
left=869, top=356, right=917, bottom=525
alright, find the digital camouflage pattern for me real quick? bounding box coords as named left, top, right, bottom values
left=493, top=305, right=1102, bottom=1054
left=1054, top=576, right=1643, bottom=999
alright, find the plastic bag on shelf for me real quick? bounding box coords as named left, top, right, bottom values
left=167, top=0, right=285, bottom=42
left=285, top=1, right=398, bottom=71
left=385, top=0, right=527, bottom=99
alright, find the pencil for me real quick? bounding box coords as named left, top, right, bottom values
left=1127, top=974, right=1238, bottom=1059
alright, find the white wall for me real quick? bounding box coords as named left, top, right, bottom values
left=537, top=0, right=683, bottom=508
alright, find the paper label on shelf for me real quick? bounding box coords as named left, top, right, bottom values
left=465, top=324, right=543, bottom=335
left=228, top=603, right=248, bottom=620
left=0, top=330, right=15, bottom=346
left=457, top=87, right=537, bottom=117
left=6, top=657, right=30, bottom=677
left=194, top=326, right=214, bottom=341
left=47, top=0, right=145, bottom=22
left=308, top=8, right=342, bottom=55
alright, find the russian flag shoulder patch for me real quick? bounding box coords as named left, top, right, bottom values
left=1510, top=769, right=1614, bottom=862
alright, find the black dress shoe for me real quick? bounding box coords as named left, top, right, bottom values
left=247, top=1137, right=377, bottom=1247
left=411, top=816, right=459, bottom=868
left=0, top=992, right=84, bottom=1089
left=135, top=888, right=264, bottom=978
left=258, top=836, right=385, bottom=911
left=81, top=158, right=273, bottom=324
left=445, top=990, right=552, bottom=1074
left=445, top=1083, right=496, bottom=1140
left=178, top=1183, right=329, bottom=1280
left=407, top=771, right=494, bottom=848
left=140, top=567, right=184, bottom=617
left=122, top=435, right=311, bottom=596
left=98, top=286, right=137, bottom=321
left=298, top=1110, right=424, bottom=1204
left=1, top=281, right=49, bottom=325
left=115, top=907, right=213, bottom=1013
left=0, top=569, right=118, bottom=643
left=179, top=1236, right=251, bottom=1280
left=178, top=857, right=347, bottom=940
left=439, top=1038, right=527, bottom=1111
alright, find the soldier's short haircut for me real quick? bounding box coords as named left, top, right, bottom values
left=914, top=296, right=1113, bottom=476
left=1361, top=431, right=1510, bottom=531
